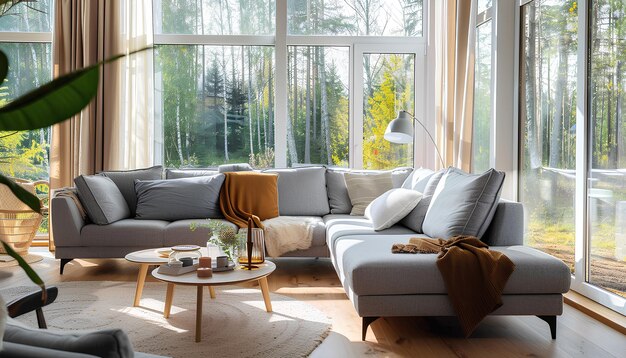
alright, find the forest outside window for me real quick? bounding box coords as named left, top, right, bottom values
left=153, top=0, right=425, bottom=170
left=155, top=45, right=275, bottom=168
left=0, top=0, right=53, bottom=239
left=287, top=0, right=423, bottom=37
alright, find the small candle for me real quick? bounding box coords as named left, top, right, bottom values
left=197, top=267, right=213, bottom=278
left=199, top=257, right=211, bottom=268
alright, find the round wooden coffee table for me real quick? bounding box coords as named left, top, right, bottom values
left=125, top=247, right=210, bottom=307
left=152, top=261, right=276, bottom=342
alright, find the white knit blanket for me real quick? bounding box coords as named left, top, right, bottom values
left=262, top=216, right=321, bottom=257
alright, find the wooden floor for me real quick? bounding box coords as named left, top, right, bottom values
left=1, top=249, right=625, bottom=358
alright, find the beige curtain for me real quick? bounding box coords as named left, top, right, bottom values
left=106, top=0, right=154, bottom=170
left=50, top=0, right=154, bottom=186
left=433, top=0, right=476, bottom=171
left=50, top=0, right=116, bottom=189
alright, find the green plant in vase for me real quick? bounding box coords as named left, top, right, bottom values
left=190, top=220, right=243, bottom=263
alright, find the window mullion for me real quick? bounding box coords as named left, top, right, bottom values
left=274, top=0, right=287, bottom=167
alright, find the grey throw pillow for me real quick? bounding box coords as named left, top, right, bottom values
left=401, top=167, right=435, bottom=192
left=422, top=167, right=505, bottom=239
left=165, top=168, right=219, bottom=179
left=325, top=169, right=353, bottom=214
left=344, top=171, right=393, bottom=216
left=100, top=165, right=163, bottom=216
left=135, top=174, right=225, bottom=221
left=4, top=319, right=134, bottom=358
left=400, top=169, right=445, bottom=233
left=264, top=167, right=330, bottom=216
left=74, top=175, right=131, bottom=225
left=218, top=163, right=253, bottom=173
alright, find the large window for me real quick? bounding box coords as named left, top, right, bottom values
left=588, top=0, right=626, bottom=298
left=472, top=3, right=493, bottom=174
left=518, top=0, right=626, bottom=312
left=0, top=0, right=53, bottom=238
left=519, top=0, right=578, bottom=273
left=153, top=0, right=425, bottom=169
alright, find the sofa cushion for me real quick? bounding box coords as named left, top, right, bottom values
left=325, top=168, right=413, bottom=214
left=422, top=168, right=505, bottom=239
left=400, top=170, right=445, bottom=233
left=74, top=175, right=130, bottom=225
left=365, top=188, right=422, bottom=231
left=323, top=214, right=416, bottom=243
left=80, top=219, right=168, bottom=247
left=165, top=168, right=219, bottom=179
left=264, top=167, right=330, bottom=216
left=4, top=318, right=134, bottom=358
left=344, top=171, right=393, bottom=216
left=329, top=234, right=571, bottom=296
left=218, top=163, right=253, bottom=173
left=100, top=166, right=163, bottom=216
left=164, top=219, right=238, bottom=247
left=135, top=175, right=225, bottom=221
left=325, top=170, right=353, bottom=214
left=401, top=167, right=435, bottom=192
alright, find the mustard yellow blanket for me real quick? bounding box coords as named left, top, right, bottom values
left=219, top=172, right=279, bottom=228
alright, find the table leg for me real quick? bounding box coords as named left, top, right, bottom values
left=163, top=283, right=175, bottom=318
left=259, top=277, right=272, bottom=313
left=208, top=286, right=216, bottom=299
left=196, top=286, right=203, bottom=343
left=133, top=264, right=149, bottom=307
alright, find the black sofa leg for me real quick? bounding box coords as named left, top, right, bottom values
left=362, top=316, right=379, bottom=341
left=59, top=259, right=73, bottom=275
left=537, top=315, right=557, bottom=339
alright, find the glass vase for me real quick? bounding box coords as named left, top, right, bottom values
left=237, top=228, right=265, bottom=264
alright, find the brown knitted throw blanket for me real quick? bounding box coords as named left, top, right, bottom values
left=395, top=236, right=515, bottom=337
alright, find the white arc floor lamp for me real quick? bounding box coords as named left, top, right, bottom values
left=384, top=110, right=445, bottom=168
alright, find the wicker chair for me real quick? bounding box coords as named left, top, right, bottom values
left=0, top=179, right=48, bottom=256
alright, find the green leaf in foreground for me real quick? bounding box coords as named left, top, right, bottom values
left=1, top=240, right=47, bottom=302
left=0, top=173, right=40, bottom=213
left=0, top=66, right=99, bottom=131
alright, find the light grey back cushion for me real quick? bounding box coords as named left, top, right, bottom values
left=264, top=167, right=330, bottom=216
left=422, top=167, right=505, bottom=239
left=4, top=319, right=134, bottom=358
left=325, top=168, right=413, bottom=214
left=100, top=166, right=163, bottom=216
left=165, top=168, right=219, bottom=179
left=135, top=174, right=225, bottom=221
left=218, top=163, right=253, bottom=173
left=74, top=175, right=130, bottom=225
left=400, top=169, right=445, bottom=233
left=344, top=171, right=393, bottom=216
left=401, top=167, right=435, bottom=192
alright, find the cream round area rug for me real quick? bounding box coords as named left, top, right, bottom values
left=0, top=253, right=42, bottom=267
left=10, top=281, right=331, bottom=358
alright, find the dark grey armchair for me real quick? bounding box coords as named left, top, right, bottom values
left=1, top=287, right=166, bottom=358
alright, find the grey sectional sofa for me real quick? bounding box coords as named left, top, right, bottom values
left=50, top=165, right=571, bottom=339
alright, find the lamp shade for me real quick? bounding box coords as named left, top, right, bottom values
left=384, top=110, right=414, bottom=144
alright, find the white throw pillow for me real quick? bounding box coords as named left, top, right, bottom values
left=365, top=188, right=423, bottom=231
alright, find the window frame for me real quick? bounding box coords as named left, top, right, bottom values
left=153, top=0, right=428, bottom=168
